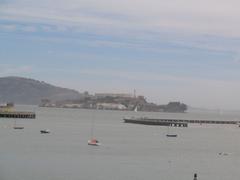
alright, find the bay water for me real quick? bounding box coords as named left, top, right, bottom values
left=0, top=106, right=240, bottom=180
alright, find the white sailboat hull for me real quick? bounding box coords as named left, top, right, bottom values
left=88, top=140, right=100, bottom=146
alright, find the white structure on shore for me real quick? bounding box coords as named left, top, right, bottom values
left=95, top=93, right=133, bottom=98
left=96, top=103, right=127, bottom=110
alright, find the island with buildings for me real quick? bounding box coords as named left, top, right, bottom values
left=0, top=76, right=187, bottom=113
left=40, top=92, right=187, bottom=113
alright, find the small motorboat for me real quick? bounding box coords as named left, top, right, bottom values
left=13, top=120, right=24, bottom=129
left=40, top=129, right=50, bottom=134
left=166, top=126, right=177, bottom=137
left=13, top=126, right=24, bottom=130
left=88, top=138, right=100, bottom=146
left=219, top=152, right=229, bottom=156
left=166, top=134, right=178, bottom=137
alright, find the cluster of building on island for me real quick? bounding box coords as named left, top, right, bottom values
left=0, top=102, right=14, bottom=112
left=39, top=92, right=187, bottom=113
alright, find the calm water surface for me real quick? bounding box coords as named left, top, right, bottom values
left=0, top=106, right=240, bottom=180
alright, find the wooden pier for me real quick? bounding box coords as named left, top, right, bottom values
left=124, top=117, right=239, bottom=127
left=0, top=111, right=36, bottom=119
left=124, top=117, right=188, bottom=127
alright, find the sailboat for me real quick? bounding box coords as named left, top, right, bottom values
left=237, top=122, right=240, bottom=128
left=88, top=138, right=100, bottom=146
left=13, top=120, right=24, bottom=129
left=88, top=108, right=100, bottom=146
left=166, top=126, right=177, bottom=137
left=134, top=105, right=138, bottom=112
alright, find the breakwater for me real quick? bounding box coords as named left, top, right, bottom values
left=124, top=117, right=188, bottom=127
left=124, top=117, right=239, bottom=126
left=0, top=111, right=36, bottom=119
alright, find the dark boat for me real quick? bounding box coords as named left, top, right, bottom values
left=166, top=126, right=177, bottom=137
left=13, top=120, right=24, bottom=129
left=13, top=126, right=24, bottom=129
left=166, top=134, right=177, bottom=137
left=40, top=129, right=50, bottom=134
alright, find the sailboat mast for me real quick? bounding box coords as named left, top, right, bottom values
left=90, top=106, right=97, bottom=139
left=91, top=119, right=94, bottom=139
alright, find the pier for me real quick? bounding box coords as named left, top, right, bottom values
left=124, top=117, right=239, bottom=127
left=124, top=117, right=188, bottom=127
left=0, top=111, right=36, bottom=119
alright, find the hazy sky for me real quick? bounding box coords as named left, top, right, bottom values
left=1, top=0, right=240, bottom=109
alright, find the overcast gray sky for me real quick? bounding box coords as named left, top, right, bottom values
left=1, top=0, right=240, bottom=110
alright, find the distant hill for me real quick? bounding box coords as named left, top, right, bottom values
left=0, top=76, right=82, bottom=105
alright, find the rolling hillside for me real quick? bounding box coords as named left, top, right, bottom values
left=0, top=76, right=82, bottom=105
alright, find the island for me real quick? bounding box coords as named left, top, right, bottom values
left=40, top=93, right=187, bottom=113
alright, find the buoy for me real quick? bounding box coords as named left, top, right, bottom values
left=193, top=173, right=197, bottom=180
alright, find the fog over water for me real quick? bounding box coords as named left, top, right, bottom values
left=0, top=106, right=240, bottom=180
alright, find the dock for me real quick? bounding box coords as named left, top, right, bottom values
left=0, top=111, right=36, bottom=119
left=123, top=117, right=239, bottom=127
left=124, top=117, right=188, bottom=127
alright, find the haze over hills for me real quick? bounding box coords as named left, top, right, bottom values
left=0, top=76, right=188, bottom=112
left=0, top=76, right=82, bottom=105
